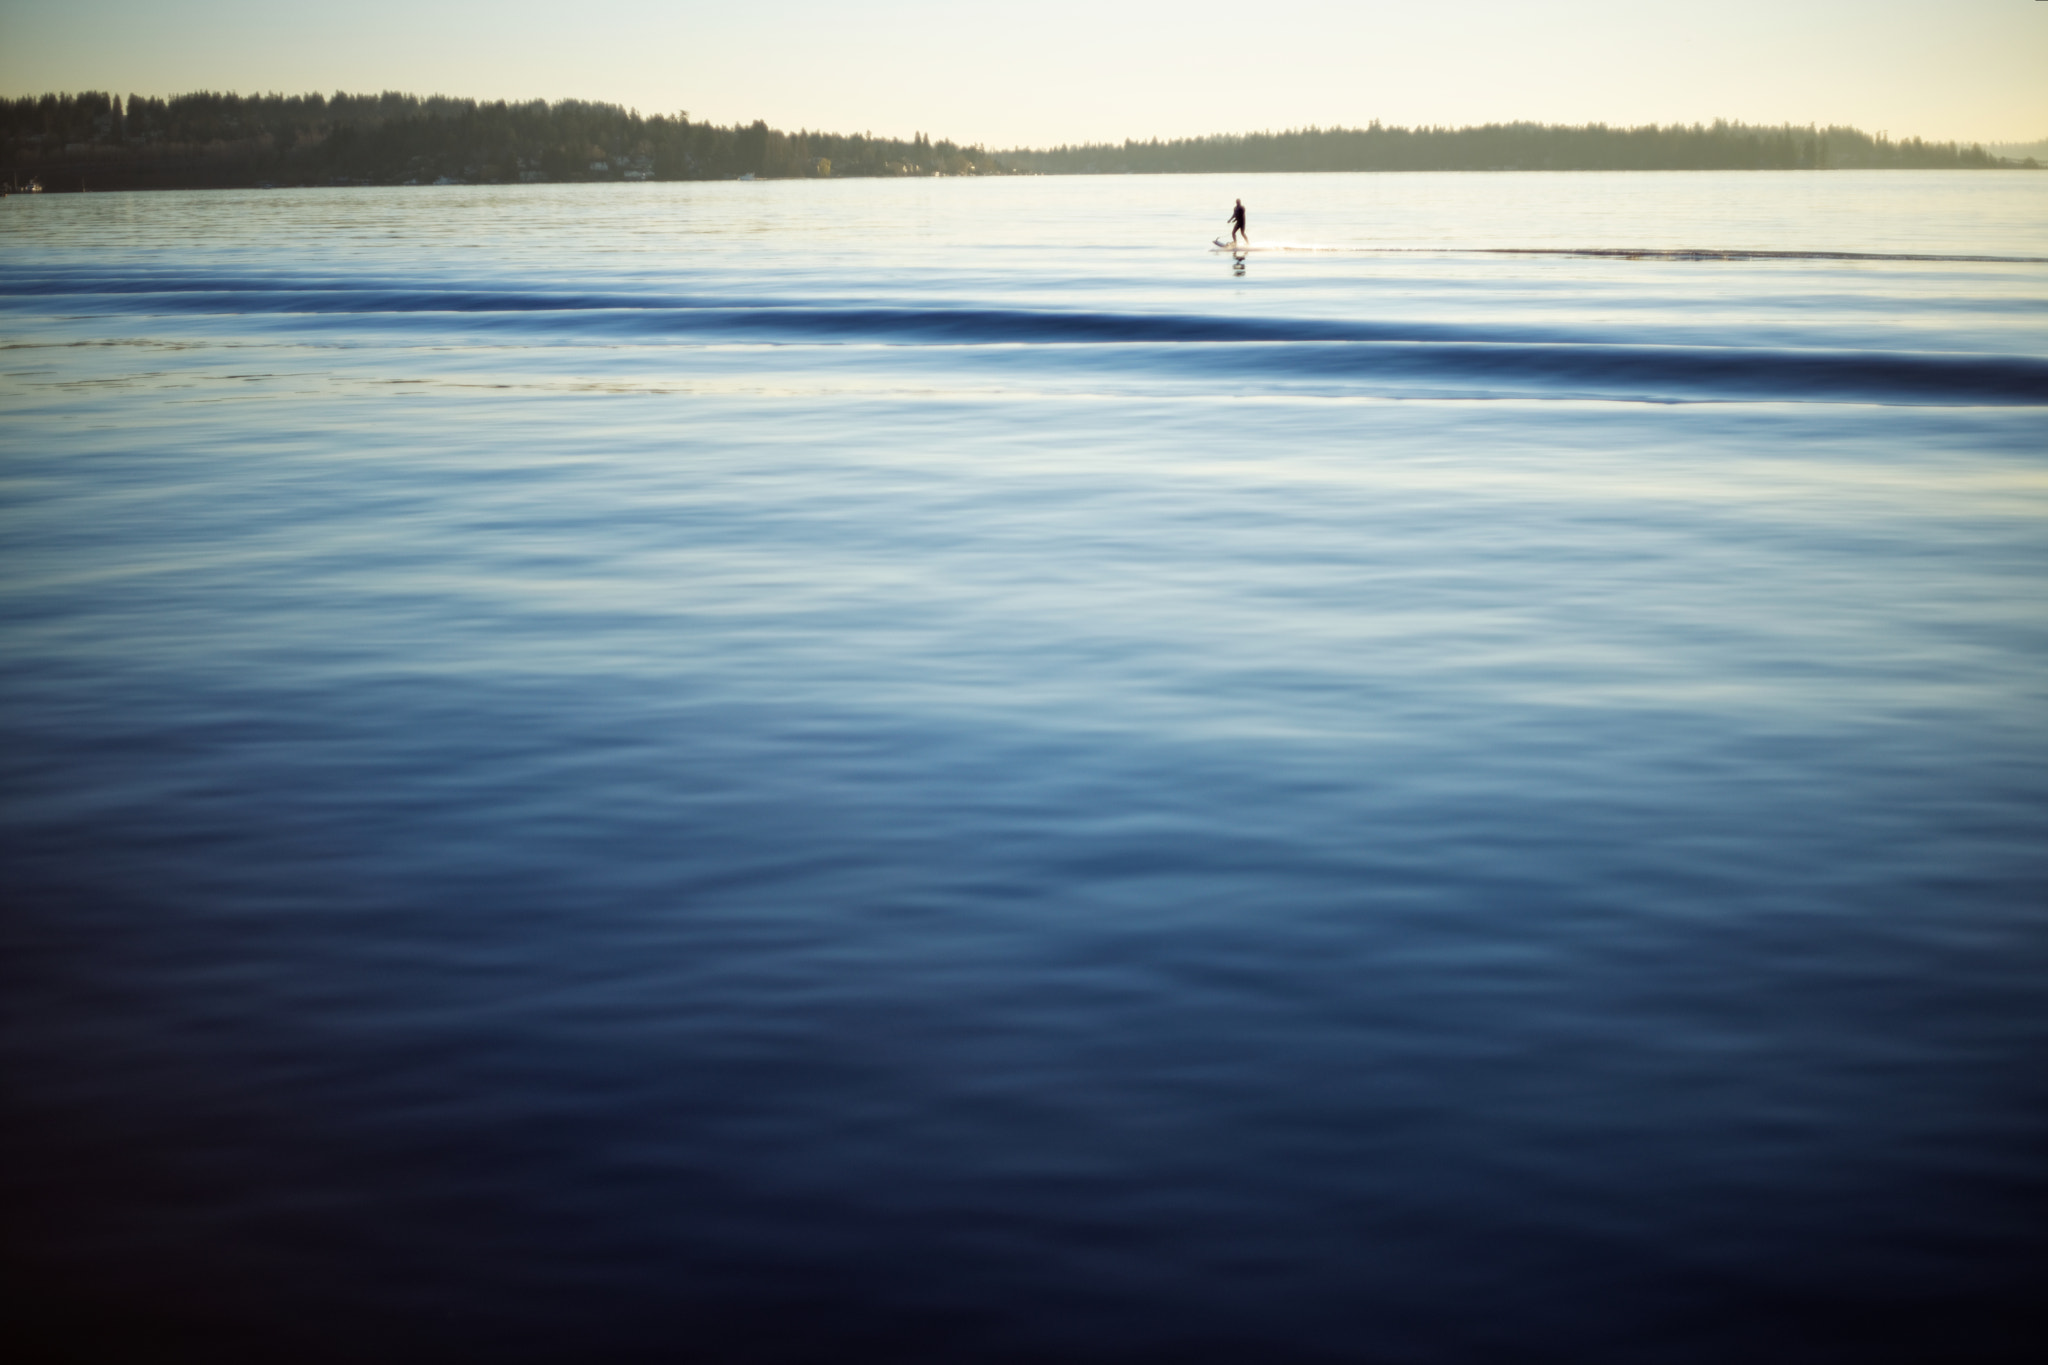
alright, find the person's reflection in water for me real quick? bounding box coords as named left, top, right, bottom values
left=1232, top=252, right=1247, bottom=277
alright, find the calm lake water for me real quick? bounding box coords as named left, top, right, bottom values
left=4, top=172, right=2046, bottom=1362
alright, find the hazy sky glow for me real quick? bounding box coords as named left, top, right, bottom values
left=3, top=0, right=2044, bottom=147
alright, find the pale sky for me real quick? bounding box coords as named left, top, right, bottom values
left=2, top=0, right=2043, bottom=148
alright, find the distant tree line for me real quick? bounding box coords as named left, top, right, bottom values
left=1002, top=121, right=2035, bottom=173
left=0, top=91, right=1007, bottom=190
left=2, top=94, right=2034, bottom=191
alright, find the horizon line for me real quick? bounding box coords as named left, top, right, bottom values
left=8, top=89, right=2045, bottom=155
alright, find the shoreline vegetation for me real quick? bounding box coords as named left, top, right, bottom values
left=4, top=90, right=2038, bottom=192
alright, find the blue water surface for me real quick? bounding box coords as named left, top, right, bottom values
left=4, top=172, right=2047, bottom=1362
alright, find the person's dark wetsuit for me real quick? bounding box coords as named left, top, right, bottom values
left=1228, top=199, right=1248, bottom=246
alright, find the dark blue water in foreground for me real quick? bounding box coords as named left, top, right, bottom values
left=5, top=174, right=2047, bottom=1362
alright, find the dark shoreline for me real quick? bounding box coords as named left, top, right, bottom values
left=11, top=165, right=2043, bottom=196
left=6, top=93, right=2036, bottom=194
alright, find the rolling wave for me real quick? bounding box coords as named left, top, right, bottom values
left=8, top=273, right=2045, bottom=405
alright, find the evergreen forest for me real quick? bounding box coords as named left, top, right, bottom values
left=1003, top=121, right=2034, bottom=174
left=2, top=91, right=2033, bottom=192
left=1, top=91, right=998, bottom=190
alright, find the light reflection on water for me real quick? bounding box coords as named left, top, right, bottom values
left=3, top=173, right=2046, bottom=1362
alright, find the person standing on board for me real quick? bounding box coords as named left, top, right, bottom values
left=1227, top=198, right=1249, bottom=247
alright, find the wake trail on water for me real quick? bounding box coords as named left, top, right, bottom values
left=1209, top=243, right=2048, bottom=264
